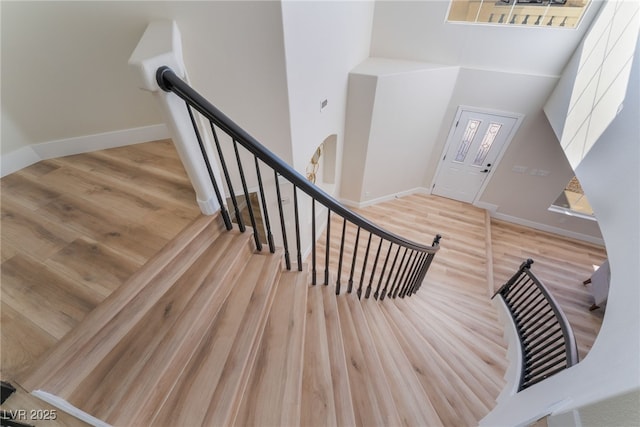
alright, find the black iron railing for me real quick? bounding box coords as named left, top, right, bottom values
left=156, top=66, right=441, bottom=300
left=493, top=259, right=578, bottom=391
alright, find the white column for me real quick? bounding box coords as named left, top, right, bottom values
left=128, top=20, right=223, bottom=215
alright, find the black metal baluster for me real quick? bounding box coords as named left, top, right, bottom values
left=233, top=139, right=261, bottom=251
left=254, top=156, right=275, bottom=253
left=415, top=251, right=437, bottom=294
left=390, top=247, right=409, bottom=299
left=394, top=249, right=413, bottom=299
left=293, top=185, right=302, bottom=271
left=366, top=238, right=383, bottom=299
left=336, top=219, right=347, bottom=295
left=274, top=171, right=291, bottom=270
left=527, top=342, right=565, bottom=367
left=324, top=208, right=331, bottom=286
left=399, top=251, right=420, bottom=298
left=520, top=304, right=553, bottom=330
left=357, top=233, right=372, bottom=300
left=312, top=199, right=317, bottom=286
left=504, top=279, right=532, bottom=307
left=347, top=227, right=361, bottom=294
left=407, top=253, right=427, bottom=297
left=374, top=242, right=393, bottom=300
left=414, top=234, right=441, bottom=294
left=514, top=294, right=546, bottom=323
left=526, top=348, right=566, bottom=374
left=407, top=257, right=425, bottom=296
left=380, top=246, right=401, bottom=301
left=414, top=234, right=442, bottom=293
left=184, top=105, right=231, bottom=230
left=512, top=286, right=546, bottom=321
left=401, top=252, right=423, bottom=298
left=505, top=276, right=533, bottom=305
left=523, top=326, right=562, bottom=352
left=414, top=254, right=433, bottom=294
left=210, top=122, right=244, bottom=231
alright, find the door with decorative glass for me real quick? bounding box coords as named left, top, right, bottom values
left=432, top=108, right=521, bottom=204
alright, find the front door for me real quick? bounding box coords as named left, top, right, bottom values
left=432, top=108, right=520, bottom=204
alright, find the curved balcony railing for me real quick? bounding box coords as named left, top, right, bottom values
left=493, top=259, right=578, bottom=390
left=156, top=66, right=441, bottom=300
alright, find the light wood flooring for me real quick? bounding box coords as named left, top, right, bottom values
left=1, top=141, right=607, bottom=426
left=1, top=139, right=201, bottom=381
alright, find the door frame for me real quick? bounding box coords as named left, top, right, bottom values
left=430, top=105, right=524, bottom=206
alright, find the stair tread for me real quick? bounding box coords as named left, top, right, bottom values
left=381, top=300, right=484, bottom=426
left=20, top=213, right=224, bottom=392
left=74, top=229, right=248, bottom=412
left=361, top=300, right=443, bottom=427
left=235, top=267, right=309, bottom=427
left=337, top=295, right=402, bottom=426
left=402, top=296, right=506, bottom=400
left=301, top=286, right=338, bottom=427
left=145, top=249, right=283, bottom=427
left=321, top=287, right=357, bottom=427
left=66, top=229, right=251, bottom=418
left=196, top=249, right=283, bottom=427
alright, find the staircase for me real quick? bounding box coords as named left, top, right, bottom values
left=19, top=211, right=503, bottom=426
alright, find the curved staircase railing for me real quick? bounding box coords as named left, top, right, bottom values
left=156, top=66, right=441, bottom=300
left=492, top=259, right=578, bottom=391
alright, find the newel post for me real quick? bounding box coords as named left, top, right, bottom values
left=128, top=20, right=224, bottom=215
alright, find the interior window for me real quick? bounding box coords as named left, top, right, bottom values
left=447, top=0, right=591, bottom=29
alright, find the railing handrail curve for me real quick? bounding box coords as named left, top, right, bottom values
left=493, top=259, right=578, bottom=391
left=156, top=66, right=439, bottom=255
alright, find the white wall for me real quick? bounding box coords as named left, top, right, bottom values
left=280, top=0, right=374, bottom=257
left=1, top=1, right=293, bottom=164
left=281, top=0, right=374, bottom=180
left=341, top=73, right=378, bottom=203
left=1, top=1, right=160, bottom=151
left=481, top=34, right=640, bottom=427
left=342, top=58, right=458, bottom=205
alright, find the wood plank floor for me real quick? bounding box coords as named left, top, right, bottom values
left=1, top=139, right=201, bottom=383
left=1, top=141, right=607, bottom=425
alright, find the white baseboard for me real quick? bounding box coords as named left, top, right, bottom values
left=1, top=124, right=169, bottom=177
left=340, top=187, right=429, bottom=209
left=474, top=201, right=499, bottom=213
left=0, top=145, right=40, bottom=177
left=32, top=390, right=111, bottom=427
left=340, top=198, right=362, bottom=209
left=490, top=211, right=605, bottom=246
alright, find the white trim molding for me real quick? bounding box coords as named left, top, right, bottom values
left=0, top=124, right=169, bottom=178
left=0, top=145, right=40, bottom=177
left=341, top=187, right=430, bottom=209
left=490, top=211, right=605, bottom=246
left=33, top=124, right=168, bottom=160
left=32, top=390, right=111, bottom=427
